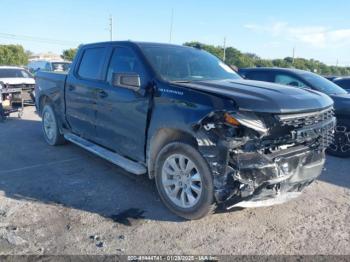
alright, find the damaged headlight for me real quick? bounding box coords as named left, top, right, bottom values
left=224, top=111, right=268, bottom=135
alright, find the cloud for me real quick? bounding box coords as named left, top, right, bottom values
left=244, top=22, right=350, bottom=48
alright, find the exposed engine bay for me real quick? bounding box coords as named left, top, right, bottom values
left=195, top=106, right=336, bottom=208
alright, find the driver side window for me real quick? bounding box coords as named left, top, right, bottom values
left=274, top=74, right=307, bottom=88
left=107, top=47, right=145, bottom=85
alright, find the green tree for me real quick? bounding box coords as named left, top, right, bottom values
left=184, top=42, right=224, bottom=59
left=61, top=48, right=78, bottom=61
left=272, top=59, right=290, bottom=68
left=245, top=53, right=261, bottom=60
left=0, top=44, right=29, bottom=66
left=254, top=59, right=273, bottom=67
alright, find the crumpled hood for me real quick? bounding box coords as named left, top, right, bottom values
left=177, top=79, right=333, bottom=113
left=0, top=77, right=35, bottom=86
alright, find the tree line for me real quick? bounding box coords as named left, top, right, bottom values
left=1, top=43, right=350, bottom=76
left=184, top=42, right=350, bottom=76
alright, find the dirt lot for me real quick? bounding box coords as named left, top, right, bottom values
left=0, top=106, right=349, bottom=255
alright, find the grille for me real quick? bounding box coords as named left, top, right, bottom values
left=321, top=128, right=335, bottom=149
left=277, top=107, right=334, bottom=128
left=276, top=107, right=335, bottom=149
left=6, top=84, right=35, bottom=89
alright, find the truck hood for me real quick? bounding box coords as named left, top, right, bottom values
left=0, top=77, right=35, bottom=86
left=177, top=79, right=333, bottom=113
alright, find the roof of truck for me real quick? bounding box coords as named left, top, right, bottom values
left=239, top=67, right=310, bottom=75
left=81, top=40, right=193, bottom=49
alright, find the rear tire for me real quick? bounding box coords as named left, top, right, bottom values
left=42, top=104, right=65, bottom=146
left=327, top=119, right=350, bottom=158
left=155, top=142, right=215, bottom=220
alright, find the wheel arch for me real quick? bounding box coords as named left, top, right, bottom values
left=38, top=95, right=53, bottom=116
left=147, top=128, right=198, bottom=179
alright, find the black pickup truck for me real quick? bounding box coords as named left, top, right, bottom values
left=35, top=41, right=335, bottom=219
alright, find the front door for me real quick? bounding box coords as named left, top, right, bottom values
left=95, top=46, right=151, bottom=162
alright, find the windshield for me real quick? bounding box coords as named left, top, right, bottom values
left=0, top=68, right=33, bottom=78
left=300, top=72, right=347, bottom=95
left=140, top=45, right=241, bottom=82
left=51, top=62, right=71, bottom=72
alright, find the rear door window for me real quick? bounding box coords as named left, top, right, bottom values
left=78, top=47, right=107, bottom=80
left=245, top=71, right=274, bottom=82
left=274, top=74, right=307, bottom=88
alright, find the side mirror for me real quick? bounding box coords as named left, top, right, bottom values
left=112, top=73, right=141, bottom=91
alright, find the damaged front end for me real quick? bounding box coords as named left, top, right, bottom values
left=194, top=107, right=336, bottom=209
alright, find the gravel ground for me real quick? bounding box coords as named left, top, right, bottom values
left=0, top=106, right=349, bottom=255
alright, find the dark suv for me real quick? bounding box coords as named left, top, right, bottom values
left=330, top=77, right=350, bottom=92
left=239, top=67, right=350, bottom=157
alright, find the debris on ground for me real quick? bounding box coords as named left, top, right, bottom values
left=96, top=242, right=103, bottom=248
left=109, top=208, right=146, bottom=226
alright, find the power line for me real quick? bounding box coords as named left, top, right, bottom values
left=0, top=32, right=80, bottom=46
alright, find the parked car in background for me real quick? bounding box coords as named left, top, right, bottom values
left=324, top=76, right=339, bottom=81
left=27, top=60, right=71, bottom=74
left=0, top=66, right=35, bottom=89
left=238, top=67, right=350, bottom=157
left=0, top=66, right=36, bottom=114
left=329, top=77, right=350, bottom=92
left=35, top=41, right=335, bottom=219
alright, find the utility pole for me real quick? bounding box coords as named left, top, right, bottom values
left=109, top=15, right=113, bottom=41
left=169, top=8, right=174, bottom=43
left=336, top=58, right=339, bottom=67
left=292, top=46, right=295, bottom=65
left=223, top=37, right=226, bottom=62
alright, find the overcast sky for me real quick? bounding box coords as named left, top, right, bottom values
left=1, top=0, right=350, bottom=66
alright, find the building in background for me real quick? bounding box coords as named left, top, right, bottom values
left=29, top=52, right=62, bottom=61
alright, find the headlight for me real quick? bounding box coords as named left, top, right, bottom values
left=224, top=111, right=268, bottom=134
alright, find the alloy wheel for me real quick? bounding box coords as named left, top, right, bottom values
left=161, top=154, right=202, bottom=208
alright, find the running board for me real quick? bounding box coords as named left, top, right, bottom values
left=64, top=133, right=146, bottom=175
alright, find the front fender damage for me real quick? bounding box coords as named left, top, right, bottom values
left=192, top=108, right=335, bottom=209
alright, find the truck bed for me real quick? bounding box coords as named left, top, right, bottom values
left=36, top=71, right=67, bottom=89
left=35, top=71, right=68, bottom=116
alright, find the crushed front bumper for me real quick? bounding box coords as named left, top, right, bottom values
left=225, top=146, right=325, bottom=209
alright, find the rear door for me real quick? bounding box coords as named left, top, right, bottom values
left=94, top=46, right=151, bottom=162
left=65, top=46, right=108, bottom=140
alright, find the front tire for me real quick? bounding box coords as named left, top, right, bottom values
left=155, top=142, right=215, bottom=220
left=327, top=119, right=350, bottom=158
left=42, top=104, right=65, bottom=146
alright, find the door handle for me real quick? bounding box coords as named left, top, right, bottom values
left=97, top=89, right=108, bottom=98
left=68, top=85, right=75, bottom=91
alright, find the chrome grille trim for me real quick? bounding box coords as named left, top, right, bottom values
left=276, top=107, right=335, bottom=150
left=277, top=107, right=334, bottom=128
